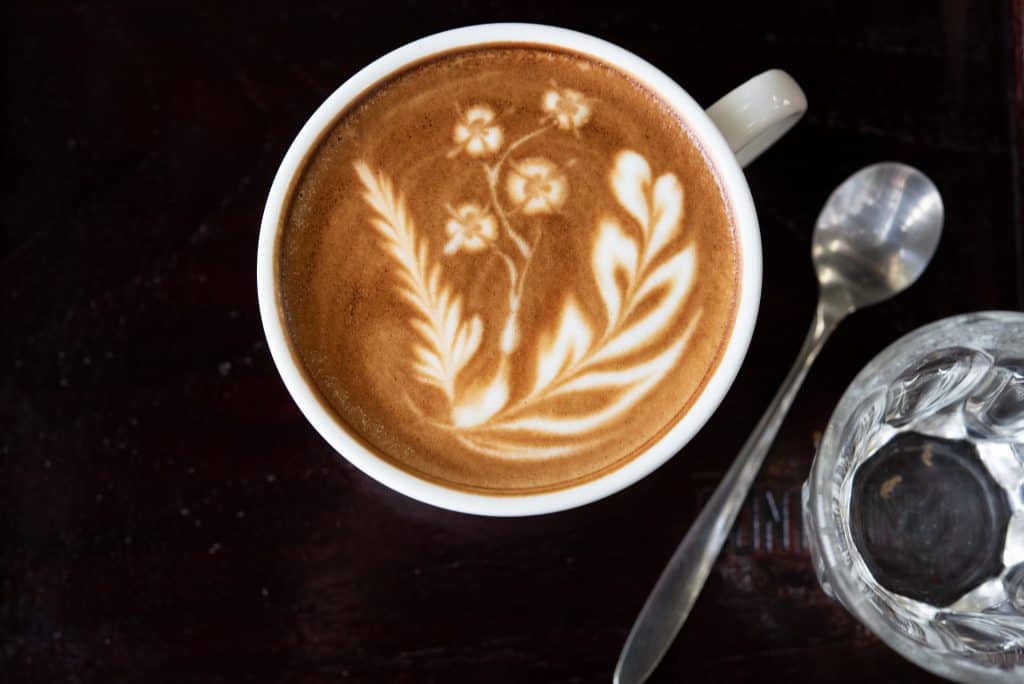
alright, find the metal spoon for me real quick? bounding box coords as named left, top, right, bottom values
left=614, top=163, right=944, bottom=684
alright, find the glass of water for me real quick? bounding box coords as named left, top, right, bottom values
left=803, top=311, right=1024, bottom=683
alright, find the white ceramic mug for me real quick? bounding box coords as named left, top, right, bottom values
left=256, top=23, right=806, bottom=516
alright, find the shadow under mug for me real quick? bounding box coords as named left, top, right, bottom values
left=256, top=23, right=807, bottom=516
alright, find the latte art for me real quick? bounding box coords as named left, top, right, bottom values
left=279, top=46, right=738, bottom=492
left=357, top=138, right=697, bottom=457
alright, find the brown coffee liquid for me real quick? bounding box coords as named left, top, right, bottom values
left=279, top=45, right=739, bottom=494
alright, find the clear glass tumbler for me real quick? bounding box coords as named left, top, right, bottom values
left=803, top=311, right=1024, bottom=683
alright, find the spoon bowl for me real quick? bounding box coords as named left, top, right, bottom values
left=813, top=163, right=944, bottom=311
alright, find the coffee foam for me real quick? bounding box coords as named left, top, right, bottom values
left=279, top=45, right=738, bottom=493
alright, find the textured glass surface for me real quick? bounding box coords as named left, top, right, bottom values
left=804, top=312, right=1024, bottom=683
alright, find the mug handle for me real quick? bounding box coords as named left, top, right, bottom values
left=705, top=69, right=807, bottom=167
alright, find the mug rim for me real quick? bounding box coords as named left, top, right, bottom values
left=256, top=22, right=763, bottom=516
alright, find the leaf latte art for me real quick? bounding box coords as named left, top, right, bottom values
left=279, top=47, right=738, bottom=492
left=357, top=137, right=699, bottom=459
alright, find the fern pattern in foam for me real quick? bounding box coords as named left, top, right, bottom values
left=354, top=89, right=699, bottom=460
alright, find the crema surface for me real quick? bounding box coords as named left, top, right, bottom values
left=279, top=45, right=739, bottom=493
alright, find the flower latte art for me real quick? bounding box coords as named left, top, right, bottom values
left=280, top=46, right=738, bottom=492
left=356, top=127, right=695, bottom=456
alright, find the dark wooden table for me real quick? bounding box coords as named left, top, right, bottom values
left=3, top=1, right=1022, bottom=682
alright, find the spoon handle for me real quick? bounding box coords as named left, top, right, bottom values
left=614, top=302, right=838, bottom=684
